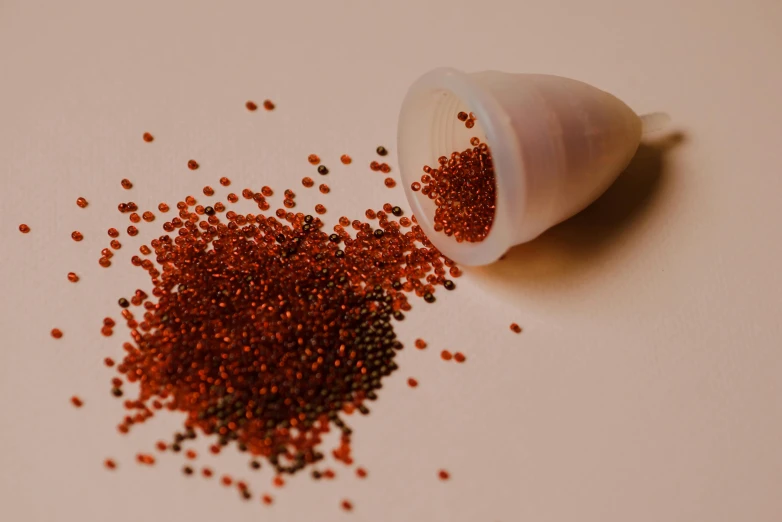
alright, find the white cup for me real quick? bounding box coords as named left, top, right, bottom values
left=397, top=68, right=663, bottom=266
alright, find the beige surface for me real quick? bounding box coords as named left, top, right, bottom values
left=1, top=1, right=781, bottom=521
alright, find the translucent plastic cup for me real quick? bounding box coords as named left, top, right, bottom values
left=397, top=68, right=664, bottom=266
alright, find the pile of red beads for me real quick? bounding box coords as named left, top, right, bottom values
left=413, top=112, right=496, bottom=243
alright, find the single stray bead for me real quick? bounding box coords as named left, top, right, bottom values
left=414, top=339, right=426, bottom=349
left=317, top=165, right=329, bottom=175
left=121, top=178, right=133, bottom=189
left=302, top=177, right=314, bottom=187
left=457, top=112, right=468, bottom=121
left=203, top=186, right=214, bottom=196
left=18, top=224, right=30, bottom=233
left=187, top=159, right=199, bottom=170
left=71, top=231, right=83, bottom=241
left=51, top=328, right=63, bottom=339
left=142, top=132, right=154, bottom=142
left=319, top=184, right=330, bottom=194
left=67, top=272, right=79, bottom=283
left=308, top=154, right=320, bottom=165
left=315, top=204, right=326, bottom=214
left=510, top=323, right=522, bottom=334
left=129, top=213, right=140, bottom=223
left=438, top=469, right=450, bottom=480
left=110, top=240, right=121, bottom=250
left=376, top=146, right=388, bottom=156
left=104, top=459, right=116, bottom=469
left=71, top=396, right=82, bottom=407
left=440, top=350, right=452, bottom=361
left=407, top=378, right=418, bottom=388
left=384, top=178, right=396, bottom=188
left=340, top=154, right=352, bottom=164
left=76, top=197, right=88, bottom=208
left=263, top=99, right=275, bottom=110
left=246, top=101, right=258, bottom=111
left=454, top=352, right=466, bottom=363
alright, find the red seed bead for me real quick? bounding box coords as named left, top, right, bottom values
left=104, top=459, right=117, bottom=469
left=121, top=179, right=133, bottom=190
left=510, top=323, right=522, bottom=333
left=51, top=328, right=63, bottom=339
left=219, top=177, right=231, bottom=186
left=158, top=203, right=169, bottom=212
left=202, top=467, right=213, bottom=477
left=136, top=454, right=155, bottom=465
left=203, top=186, right=214, bottom=196
left=129, top=213, right=141, bottom=223
left=319, top=184, right=330, bottom=194
left=440, top=350, right=452, bottom=361
left=143, top=132, right=154, bottom=142
left=315, top=204, right=326, bottom=214
left=99, top=256, right=112, bottom=268
left=71, top=231, right=83, bottom=241
left=110, top=240, right=121, bottom=250
left=380, top=163, right=391, bottom=173
left=307, top=154, right=320, bottom=165
left=246, top=101, right=258, bottom=111
left=415, top=339, right=426, bottom=349
left=341, top=500, right=353, bottom=512
left=67, top=272, right=79, bottom=283
left=108, top=228, right=119, bottom=238
left=302, top=177, right=314, bottom=188
left=370, top=161, right=380, bottom=171
left=71, top=396, right=82, bottom=407
left=438, top=469, right=450, bottom=480
left=76, top=197, right=88, bottom=208
left=127, top=226, right=138, bottom=236
left=104, top=357, right=115, bottom=367
left=263, top=99, right=275, bottom=110
left=356, top=467, right=367, bottom=478
left=407, top=378, right=418, bottom=388
left=454, top=352, right=466, bottom=363
left=187, top=160, right=199, bottom=170
left=384, top=178, right=396, bottom=188
left=142, top=211, right=155, bottom=222
left=340, top=154, right=352, bottom=164
left=261, top=186, right=273, bottom=197
left=18, top=224, right=30, bottom=233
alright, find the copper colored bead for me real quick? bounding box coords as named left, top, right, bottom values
left=70, top=396, right=82, bottom=407
left=315, top=204, right=326, bottom=214
left=262, top=495, right=273, bottom=505
left=318, top=184, right=330, bottom=194
left=510, top=323, right=522, bottom=334
left=51, top=328, right=63, bottom=339
left=203, top=186, right=214, bottom=196
left=104, top=459, right=117, bottom=469
left=414, top=339, right=426, bottom=349
left=263, top=99, right=275, bottom=110
left=129, top=213, right=140, bottom=223
left=101, top=248, right=114, bottom=258
left=384, top=178, right=396, bottom=188
left=185, top=196, right=196, bottom=206
left=341, top=500, right=353, bottom=512
left=118, top=203, right=128, bottom=213
left=465, top=119, right=475, bottom=128
left=71, top=231, right=83, bottom=241
left=76, top=197, right=88, bottom=208
left=380, top=163, right=391, bottom=173
left=142, top=132, right=154, bottom=142
left=127, top=226, right=138, bottom=236
left=453, top=352, right=466, bottom=363
left=438, top=469, right=450, bottom=480
left=142, top=211, right=155, bottom=222
left=307, top=154, right=320, bottom=165
left=187, top=159, right=199, bottom=170
left=261, top=186, right=273, bottom=197
left=370, top=161, right=380, bottom=171
left=158, top=203, right=169, bottom=212
left=67, top=272, right=79, bottom=283
left=356, top=467, right=367, bottom=478
left=340, top=154, right=352, bottom=164
left=246, top=101, right=258, bottom=111
left=440, top=350, right=452, bottom=361
left=110, top=240, right=121, bottom=249
left=18, top=224, right=30, bottom=233
left=407, top=378, right=418, bottom=387
left=227, top=193, right=239, bottom=203
left=127, top=202, right=138, bottom=212
left=219, top=177, right=231, bottom=186
left=99, top=256, right=112, bottom=267
left=457, top=111, right=468, bottom=121
left=365, top=209, right=376, bottom=219
left=411, top=182, right=421, bottom=191
left=121, top=178, right=133, bottom=190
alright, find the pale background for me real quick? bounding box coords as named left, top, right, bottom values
left=1, top=1, right=781, bottom=521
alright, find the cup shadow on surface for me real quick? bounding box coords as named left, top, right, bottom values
left=473, top=132, right=684, bottom=292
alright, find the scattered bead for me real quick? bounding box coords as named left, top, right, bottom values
left=187, top=160, right=199, bottom=170
left=407, top=378, right=418, bottom=388
left=302, top=177, right=314, bottom=188
left=110, top=240, right=121, bottom=250
left=142, top=132, right=154, bottom=142
left=341, top=500, right=353, bottom=512
left=380, top=163, right=391, bottom=173
left=438, top=469, right=450, bottom=480
left=453, top=352, right=466, bottom=363
left=142, top=211, right=154, bottom=222
left=71, top=396, right=82, bottom=407
left=108, top=228, right=119, bottom=238
left=317, top=165, right=329, bottom=175
left=67, top=272, right=79, bottom=283
left=127, top=226, right=138, bottom=236
left=340, top=154, right=352, bottom=164
left=384, top=178, right=396, bottom=188
left=319, top=184, right=330, bottom=194
left=510, top=323, right=522, bottom=334
left=315, top=204, right=326, bottom=214
left=104, top=459, right=116, bottom=469
left=370, top=161, right=380, bottom=171
left=76, top=197, right=88, bottom=208
left=71, top=231, right=83, bottom=242
left=219, top=177, right=231, bottom=186
left=376, top=146, right=388, bottom=156
left=18, top=224, right=30, bottom=233
left=136, top=454, right=155, bottom=465
left=263, top=100, right=275, bottom=110
left=246, top=101, right=258, bottom=111
left=307, top=154, right=320, bottom=165
left=440, top=350, right=452, bottom=361
left=414, top=339, right=426, bottom=349
left=121, top=179, right=133, bottom=190
left=129, top=213, right=141, bottom=223
left=203, top=186, right=214, bottom=196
